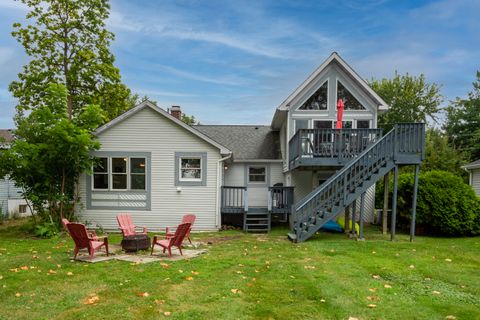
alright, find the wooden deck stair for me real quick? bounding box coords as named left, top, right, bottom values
left=244, top=208, right=270, bottom=232
left=289, top=123, right=425, bottom=243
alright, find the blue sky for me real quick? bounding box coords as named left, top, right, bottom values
left=0, top=0, right=479, bottom=128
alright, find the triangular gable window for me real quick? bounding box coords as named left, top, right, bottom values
left=299, top=80, right=328, bottom=110
left=337, top=81, right=366, bottom=110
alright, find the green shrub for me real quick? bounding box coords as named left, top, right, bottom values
left=397, top=170, right=480, bottom=236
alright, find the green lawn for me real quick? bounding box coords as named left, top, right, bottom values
left=0, top=220, right=479, bottom=320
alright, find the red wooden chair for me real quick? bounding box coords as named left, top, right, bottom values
left=116, top=214, right=147, bottom=238
left=166, top=214, right=196, bottom=244
left=151, top=222, right=191, bottom=257
left=66, top=223, right=109, bottom=260
left=62, top=218, right=98, bottom=240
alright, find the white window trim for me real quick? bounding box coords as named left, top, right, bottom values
left=179, top=156, right=203, bottom=182
left=92, top=156, right=147, bottom=191
left=248, top=166, right=267, bottom=184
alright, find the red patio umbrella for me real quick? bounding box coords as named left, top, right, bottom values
left=336, top=99, right=345, bottom=129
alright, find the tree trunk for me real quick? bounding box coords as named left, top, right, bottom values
left=62, top=26, right=72, bottom=119
left=59, top=168, right=65, bottom=220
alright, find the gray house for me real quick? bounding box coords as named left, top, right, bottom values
left=462, top=159, right=480, bottom=196
left=77, top=52, right=425, bottom=240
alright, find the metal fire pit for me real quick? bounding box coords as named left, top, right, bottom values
left=121, top=235, right=151, bottom=252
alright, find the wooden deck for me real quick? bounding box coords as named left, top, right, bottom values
left=288, top=128, right=383, bottom=169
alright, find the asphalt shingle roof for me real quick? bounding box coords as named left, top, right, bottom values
left=193, top=125, right=280, bottom=160
left=464, top=159, right=480, bottom=168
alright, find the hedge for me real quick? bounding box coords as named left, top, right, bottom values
left=396, top=170, right=480, bottom=236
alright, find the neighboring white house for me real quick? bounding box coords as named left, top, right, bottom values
left=0, top=129, right=33, bottom=217
left=77, top=52, right=391, bottom=231
left=462, top=159, right=480, bottom=196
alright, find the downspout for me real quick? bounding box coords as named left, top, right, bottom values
left=216, top=153, right=232, bottom=229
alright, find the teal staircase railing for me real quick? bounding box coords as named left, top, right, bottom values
left=288, top=123, right=425, bottom=242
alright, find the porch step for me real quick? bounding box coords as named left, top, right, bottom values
left=244, top=210, right=270, bottom=233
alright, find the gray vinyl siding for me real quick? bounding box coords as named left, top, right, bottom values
left=245, top=163, right=269, bottom=208
left=77, top=107, right=222, bottom=231
left=270, top=163, right=285, bottom=185
left=291, top=170, right=313, bottom=203
left=471, top=169, right=480, bottom=196
left=353, top=185, right=376, bottom=222
left=280, top=123, right=288, bottom=172
left=223, top=162, right=284, bottom=208
left=224, top=163, right=245, bottom=187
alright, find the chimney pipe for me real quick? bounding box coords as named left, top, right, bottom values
left=170, top=105, right=182, bottom=120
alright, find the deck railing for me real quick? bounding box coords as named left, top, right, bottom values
left=221, top=186, right=248, bottom=213
left=289, top=128, right=383, bottom=168
left=268, top=186, right=295, bottom=214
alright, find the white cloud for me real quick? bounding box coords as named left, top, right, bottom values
left=0, top=0, right=27, bottom=11
left=132, top=88, right=197, bottom=98
left=152, top=64, right=251, bottom=87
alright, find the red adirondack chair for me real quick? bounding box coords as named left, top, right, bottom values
left=66, top=223, right=109, bottom=260
left=116, top=214, right=147, bottom=238
left=151, top=222, right=191, bottom=257
left=166, top=214, right=196, bottom=244
left=62, top=218, right=98, bottom=240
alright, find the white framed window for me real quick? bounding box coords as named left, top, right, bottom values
left=174, top=152, right=207, bottom=186
left=299, top=80, right=328, bottom=110
left=337, top=80, right=367, bottom=110
left=333, top=120, right=353, bottom=129
left=130, top=157, right=146, bottom=190
left=112, top=157, right=128, bottom=190
left=92, top=156, right=147, bottom=191
left=19, top=204, right=27, bottom=214
left=179, top=157, right=202, bottom=181
left=248, top=166, right=266, bottom=183
left=356, top=120, right=371, bottom=129
left=93, top=157, right=109, bottom=190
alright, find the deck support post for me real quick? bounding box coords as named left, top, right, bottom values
left=390, top=165, right=399, bottom=241
left=344, top=205, right=350, bottom=234
left=351, top=199, right=357, bottom=237
left=382, top=172, right=390, bottom=234
left=410, top=165, right=420, bottom=242
left=359, top=192, right=365, bottom=239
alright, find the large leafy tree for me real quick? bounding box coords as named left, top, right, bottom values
left=444, top=71, right=480, bottom=162
left=370, top=72, right=443, bottom=131
left=10, top=0, right=133, bottom=122
left=422, top=128, right=465, bottom=177
left=1, top=84, right=103, bottom=225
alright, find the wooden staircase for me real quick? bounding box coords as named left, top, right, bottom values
left=288, top=123, right=425, bottom=243
left=244, top=207, right=270, bottom=232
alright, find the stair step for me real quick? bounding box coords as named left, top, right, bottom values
left=287, top=233, right=297, bottom=241
left=246, top=226, right=269, bottom=231
left=246, top=223, right=269, bottom=226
